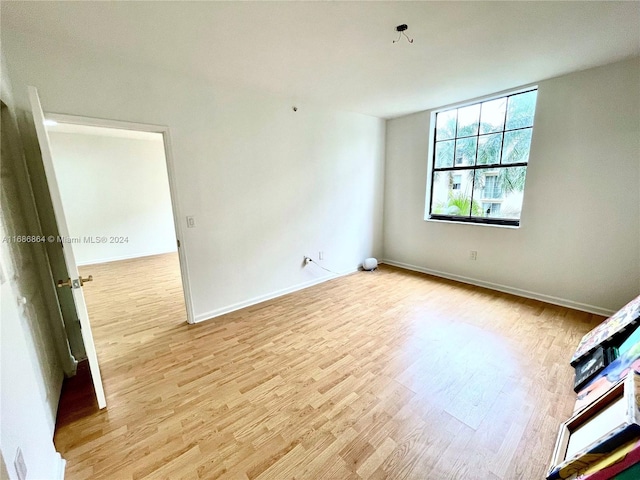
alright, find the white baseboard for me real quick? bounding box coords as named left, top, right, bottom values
left=55, top=453, right=66, bottom=480
left=381, top=259, right=616, bottom=317
left=76, top=249, right=177, bottom=266
left=194, top=267, right=359, bottom=323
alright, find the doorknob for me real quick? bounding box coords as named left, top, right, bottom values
left=57, top=275, right=93, bottom=288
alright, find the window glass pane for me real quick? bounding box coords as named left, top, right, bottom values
left=505, top=90, right=537, bottom=130
left=435, top=140, right=455, bottom=168
left=454, top=137, right=477, bottom=166
left=502, top=128, right=532, bottom=164
left=479, top=98, right=506, bottom=134
left=499, top=166, right=527, bottom=196
left=477, top=133, right=502, bottom=165
left=436, top=110, right=457, bottom=141
left=456, top=104, right=480, bottom=137
left=472, top=167, right=527, bottom=219
left=431, top=169, right=475, bottom=217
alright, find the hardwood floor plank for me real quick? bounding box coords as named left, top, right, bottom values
left=356, top=436, right=397, bottom=480
left=52, top=254, right=603, bottom=479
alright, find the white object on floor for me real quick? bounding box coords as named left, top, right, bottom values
left=363, top=258, right=378, bottom=271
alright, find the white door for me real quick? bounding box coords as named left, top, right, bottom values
left=28, top=86, right=106, bottom=409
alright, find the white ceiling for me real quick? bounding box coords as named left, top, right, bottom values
left=2, top=1, right=639, bottom=119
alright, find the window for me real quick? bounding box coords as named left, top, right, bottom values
left=482, top=202, right=501, bottom=217
left=452, top=174, right=462, bottom=190
left=483, top=174, right=501, bottom=199
left=428, top=88, right=537, bottom=226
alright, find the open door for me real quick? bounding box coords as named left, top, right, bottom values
left=28, top=86, right=106, bottom=409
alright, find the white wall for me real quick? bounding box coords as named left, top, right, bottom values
left=0, top=278, right=65, bottom=480
left=1, top=53, right=65, bottom=480
left=384, top=58, right=640, bottom=315
left=48, top=130, right=177, bottom=266
left=2, top=30, right=386, bottom=322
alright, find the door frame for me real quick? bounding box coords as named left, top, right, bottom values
left=46, top=112, right=195, bottom=324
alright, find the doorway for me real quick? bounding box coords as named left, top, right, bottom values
left=43, top=115, right=193, bottom=397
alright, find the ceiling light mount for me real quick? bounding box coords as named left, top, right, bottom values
left=393, top=24, right=414, bottom=44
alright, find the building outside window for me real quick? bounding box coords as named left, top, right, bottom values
left=452, top=174, right=462, bottom=190
left=482, top=202, right=501, bottom=217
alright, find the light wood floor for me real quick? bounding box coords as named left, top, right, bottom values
left=55, top=253, right=603, bottom=479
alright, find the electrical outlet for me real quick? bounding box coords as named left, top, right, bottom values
left=186, top=216, right=196, bottom=228
left=470, top=250, right=477, bottom=261
left=14, top=448, right=26, bottom=480
left=303, top=256, right=312, bottom=265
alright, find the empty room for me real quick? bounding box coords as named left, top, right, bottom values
left=1, top=2, right=639, bottom=480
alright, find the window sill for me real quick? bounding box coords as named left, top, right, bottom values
left=424, top=217, right=520, bottom=229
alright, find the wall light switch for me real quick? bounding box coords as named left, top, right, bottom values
left=186, top=216, right=196, bottom=228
